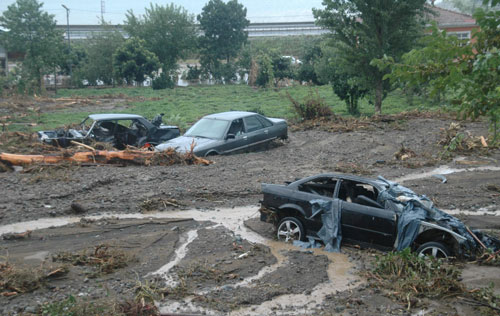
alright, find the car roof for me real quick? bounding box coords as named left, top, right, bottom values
left=295, top=173, right=388, bottom=189
left=88, top=114, right=144, bottom=121
left=203, top=111, right=257, bottom=121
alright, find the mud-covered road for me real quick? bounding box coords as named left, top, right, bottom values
left=1, top=115, right=500, bottom=315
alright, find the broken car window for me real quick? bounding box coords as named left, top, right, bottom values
left=227, top=118, right=245, bottom=136
left=338, top=180, right=382, bottom=208
left=298, top=177, right=337, bottom=197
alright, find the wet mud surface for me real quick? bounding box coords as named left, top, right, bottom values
left=1, top=115, right=500, bottom=315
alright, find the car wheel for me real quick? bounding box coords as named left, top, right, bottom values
left=277, top=217, right=305, bottom=243
left=416, top=241, right=450, bottom=259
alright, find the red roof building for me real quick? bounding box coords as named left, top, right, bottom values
left=430, top=5, right=479, bottom=41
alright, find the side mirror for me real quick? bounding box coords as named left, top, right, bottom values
left=226, top=133, right=235, bottom=140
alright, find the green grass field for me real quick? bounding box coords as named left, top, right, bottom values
left=7, top=84, right=448, bottom=132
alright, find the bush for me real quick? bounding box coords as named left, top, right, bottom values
left=186, top=65, right=202, bottom=81
left=152, top=73, right=174, bottom=90
left=255, top=54, right=274, bottom=88
left=287, top=90, right=332, bottom=120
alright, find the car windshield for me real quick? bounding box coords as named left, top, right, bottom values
left=185, top=118, right=230, bottom=139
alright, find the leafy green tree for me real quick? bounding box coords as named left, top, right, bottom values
left=296, top=44, right=322, bottom=84
left=316, top=43, right=367, bottom=116
left=197, top=0, right=250, bottom=81
left=78, top=23, right=124, bottom=86
left=124, top=3, right=196, bottom=73
left=313, top=0, right=428, bottom=114
left=113, top=38, right=161, bottom=86
left=0, top=0, right=64, bottom=93
left=379, top=0, right=500, bottom=140
left=269, top=50, right=294, bottom=81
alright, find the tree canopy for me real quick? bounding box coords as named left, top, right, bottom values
left=79, top=23, right=124, bottom=86
left=0, top=0, right=64, bottom=93
left=113, top=38, right=160, bottom=86
left=124, top=3, right=196, bottom=73
left=313, top=0, right=429, bottom=114
left=197, top=0, right=249, bottom=81
left=380, top=0, right=500, bottom=140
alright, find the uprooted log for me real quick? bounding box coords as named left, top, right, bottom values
left=0, top=149, right=212, bottom=167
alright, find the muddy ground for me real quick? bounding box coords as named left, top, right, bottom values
left=1, top=104, right=500, bottom=315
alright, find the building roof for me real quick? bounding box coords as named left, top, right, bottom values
left=430, top=5, right=476, bottom=27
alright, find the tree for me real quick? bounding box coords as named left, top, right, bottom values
left=297, top=44, right=322, bottom=85
left=313, top=0, right=428, bottom=114
left=197, top=0, right=250, bottom=81
left=78, top=22, right=124, bottom=86
left=113, top=38, right=160, bottom=86
left=316, top=43, right=367, bottom=116
left=379, top=0, right=500, bottom=141
left=124, top=3, right=196, bottom=73
left=0, top=0, right=64, bottom=93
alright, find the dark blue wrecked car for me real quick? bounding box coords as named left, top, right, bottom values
left=260, top=173, right=500, bottom=258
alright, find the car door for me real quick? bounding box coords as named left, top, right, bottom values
left=292, top=177, right=340, bottom=235
left=337, top=179, right=397, bottom=249
left=255, top=115, right=276, bottom=140
left=218, top=118, right=249, bottom=154
left=242, top=115, right=268, bottom=147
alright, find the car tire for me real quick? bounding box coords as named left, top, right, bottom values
left=277, top=217, right=305, bottom=243
left=416, top=241, right=450, bottom=259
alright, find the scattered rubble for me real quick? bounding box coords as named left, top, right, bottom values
left=52, top=244, right=135, bottom=277
left=439, top=123, right=491, bottom=158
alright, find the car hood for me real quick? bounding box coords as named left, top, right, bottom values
left=155, top=136, right=218, bottom=153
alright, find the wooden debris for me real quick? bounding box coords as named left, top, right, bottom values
left=46, top=267, right=68, bottom=278
left=70, top=140, right=96, bottom=151
left=0, top=150, right=212, bottom=167
left=480, top=136, right=488, bottom=148
left=2, top=230, right=32, bottom=240
left=466, top=226, right=487, bottom=250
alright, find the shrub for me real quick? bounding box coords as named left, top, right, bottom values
left=152, top=73, right=174, bottom=90
left=186, top=65, right=202, bottom=81
left=286, top=90, right=332, bottom=120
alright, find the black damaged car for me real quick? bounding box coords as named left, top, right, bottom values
left=260, top=173, right=500, bottom=258
left=38, top=113, right=180, bottom=149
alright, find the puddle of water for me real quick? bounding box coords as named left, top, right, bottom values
left=151, top=229, right=198, bottom=286
left=231, top=248, right=359, bottom=316
left=443, top=207, right=499, bottom=216
left=24, top=251, right=50, bottom=261
left=394, top=165, right=500, bottom=183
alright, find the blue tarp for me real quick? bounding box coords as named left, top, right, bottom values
left=294, top=199, right=342, bottom=252
left=293, top=176, right=500, bottom=255
left=376, top=176, right=479, bottom=252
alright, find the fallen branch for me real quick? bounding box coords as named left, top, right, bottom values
left=466, top=226, right=487, bottom=250
left=70, top=140, right=96, bottom=151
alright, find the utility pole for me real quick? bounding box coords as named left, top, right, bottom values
left=61, top=4, right=72, bottom=79
left=101, top=0, right=105, bottom=22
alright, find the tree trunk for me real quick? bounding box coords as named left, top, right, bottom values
left=375, top=79, right=383, bottom=114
